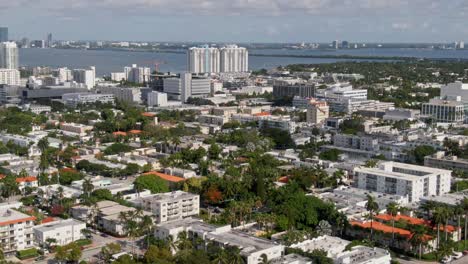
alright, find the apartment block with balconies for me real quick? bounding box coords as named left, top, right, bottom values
left=133, top=191, right=199, bottom=223
left=0, top=209, right=35, bottom=255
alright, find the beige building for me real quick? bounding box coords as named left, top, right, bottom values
left=306, top=99, right=329, bottom=124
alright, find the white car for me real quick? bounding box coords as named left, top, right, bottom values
left=441, top=256, right=452, bottom=264
left=452, top=252, right=463, bottom=259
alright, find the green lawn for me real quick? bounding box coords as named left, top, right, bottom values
left=16, top=248, right=39, bottom=260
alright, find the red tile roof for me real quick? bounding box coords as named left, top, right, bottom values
left=351, top=221, right=433, bottom=241
left=253, top=112, right=271, bottom=117
left=0, top=216, right=36, bottom=226
left=113, top=131, right=127, bottom=136
left=142, top=112, right=156, bottom=117
left=129, top=129, right=142, bottom=134
left=16, top=176, right=37, bottom=183
left=375, top=214, right=459, bottom=233
left=142, top=171, right=185, bottom=183
left=41, top=217, right=55, bottom=224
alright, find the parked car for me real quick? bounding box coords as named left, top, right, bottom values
left=452, top=252, right=463, bottom=259
left=441, top=256, right=452, bottom=264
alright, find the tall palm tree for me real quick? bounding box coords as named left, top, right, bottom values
left=212, top=247, right=229, bottom=264
left=386, top=202, right=400, bottom=245
left=365, top=194, right=379, bottom=242
left=453, top=205, right=463, bottom=242
left=176, top=231, right=192, bottom=251
left=442, top=207, right=453, bottom=242
left=227, top=247, right=245, bottom=264
left=140, top=215, right=153, bottom=249
left=409, top=225, right=428, bottom=260
left=461, top=198, right=468, bottom=249
left=82, top=178, right=94, bottom=198
left=432, top=207, right=445, bottom=249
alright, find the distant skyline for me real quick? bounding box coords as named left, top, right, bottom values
left=1, top=0, right=468, bottom=43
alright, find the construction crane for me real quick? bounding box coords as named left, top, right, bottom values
left=141, top=60, right=168, bottom=73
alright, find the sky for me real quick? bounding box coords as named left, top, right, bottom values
left=1, top=0, right=468, bottom=43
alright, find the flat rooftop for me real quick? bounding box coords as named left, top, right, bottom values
left=0, top=209, right=35, bottom=226
left=143, top=191, right=198, bottom=202
left=206, top=230, right=282, bottom=255
left=34, top=219, right=84, bottom=232
left=291, top=235, right=350, bottom=257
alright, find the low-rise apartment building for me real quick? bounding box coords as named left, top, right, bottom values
left=0, top=209, right=35, bottom=255
left=33, top=219, right=86, bottom=246
left=354, top=161, right=452, bottom=202
left=131, top=191, right=199, bottom=223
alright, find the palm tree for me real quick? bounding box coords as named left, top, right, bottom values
left=226, top=247, right=245, bottom=264
left=386, top=202, right=400, bottom=244
left=212, top=247, right=229, bottom=264
left=420, top=200, right=437, bottom=218
left=176, top=231, right=192, bottom=251
left=442, top=207, right=453, bottom=242
left=82, top=178, right=94, bottom=198
left=365, top=194, right=379, bottom=241
left=56, top=186, right=64, bottom=205
left=432, top=207, right=445, bottom=249
left=409, top=225, right=428, bottom=260
left=461, top=198, right=468, bottom=249
left=453, top=205, right=463, bottom=243
left=140, top=215, right=153, bottom=249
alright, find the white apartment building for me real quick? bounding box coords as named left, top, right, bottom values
left=99, top=86, right=142, bottom=104
left=333, top=134, right=379, bottom=152
left=55, top=67, right=73, bottom=83
left=354, top=161, right=452, bottom=202
left=220, top=45, right=249, bottom=73
left=306, top=100, right=329, bottom=124
left=33, top=219, right=86, bottom=246
left=132, top=191, right=199, bottom=223
left=62, top=92, right=115, bottom=107
left=0, top=209, right=35, bottom=254
left=73, top=67, right=96, bottom=89
left=22, top=104, right=51, bottom=114
left=421, top=97, right=466, bottom=123
left=0, top=69, right=20, bottom=85
left=155, top=218, right=284, bottom=264
left=188, top=45, right=220, bottom=73
left=124, top=64, right=151, bottom=84
left=111, top=72, right=126, bottom=82
left=0, top=42, right=18, bottom=69
left=147, top=91, right=168, bottom=107
left=259, top=116, right=297, bottom=134
left=0, top=134, right=34, bottom=147
left=163, top=73, right=211, bottom=102
left=316, top=83, right=367, bottom=101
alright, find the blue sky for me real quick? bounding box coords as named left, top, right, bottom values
left=1, top=0, right=468, bottom=43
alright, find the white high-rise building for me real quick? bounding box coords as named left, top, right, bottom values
left=220, top=45, right=248, bottom=72
left=56, top=67, right=73, bottom=83
left=73, top=67, right=95, bottom=89
left=147, top=91, right=168, bottom=107
left=187, top=45, right=220, bottom=73
left=0, top=69, right=20, bottom=85
left=163, top=73, right=211, bottom=102
left=0, top=42, right=19, bottom=69
left=124, top=64, right=151, bottom=83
